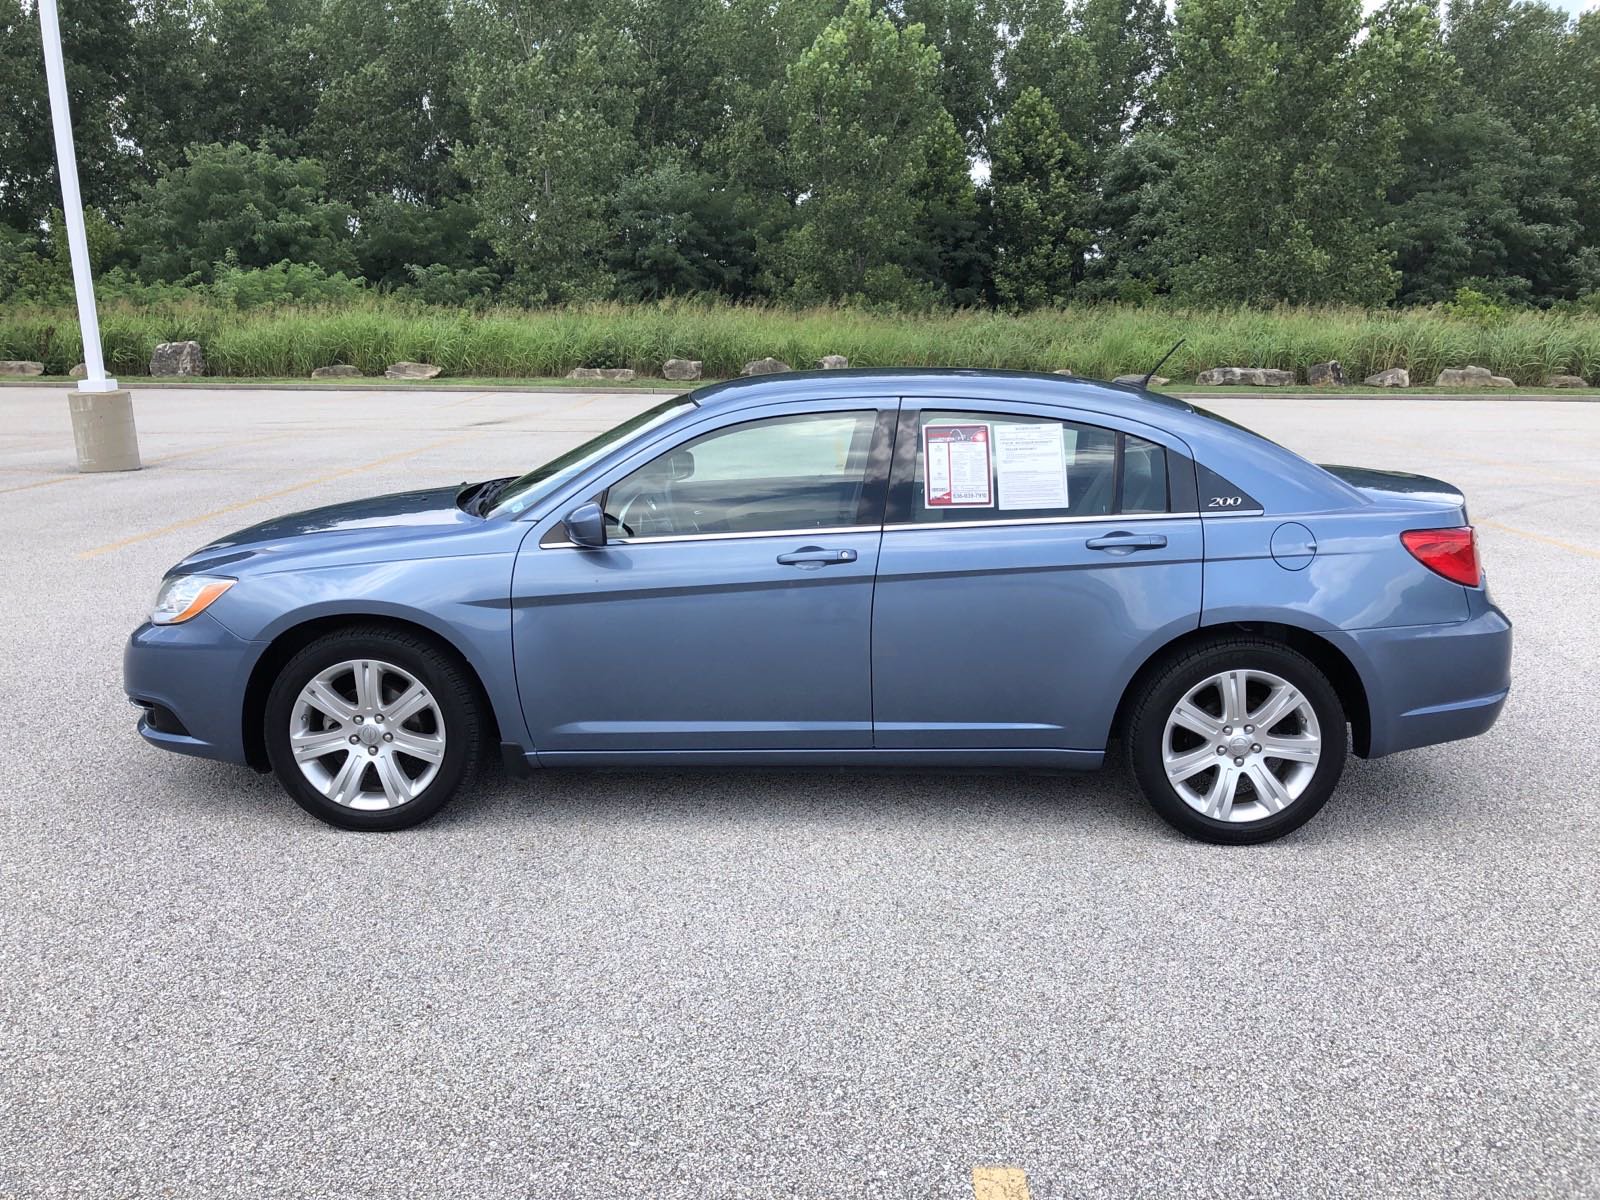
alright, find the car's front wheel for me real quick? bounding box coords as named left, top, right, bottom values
left=264, top=628, right=483, bottom=831
left=1127, top=638, right=1346, bottom=844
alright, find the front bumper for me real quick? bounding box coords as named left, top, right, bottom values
left=1330, top=601, right=1512, bottom=759
left=123, top=613, right=260, bottom=765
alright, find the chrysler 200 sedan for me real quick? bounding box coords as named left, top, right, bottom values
left=124, top=370, right=1511, bottom=843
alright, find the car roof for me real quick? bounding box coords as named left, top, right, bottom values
left=690, top=367, right=1197, bottom=425
left=687, top=367, right=1364, bottom=515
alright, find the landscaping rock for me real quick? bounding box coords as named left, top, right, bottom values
left=1364, top=367, right=1410, bottom=387
left=741, top=357, right=792, bottom=376
left=1546, top=374, right=1589, bottom=388
left=69, top=362, right=87, bottom=379
left=312, top=365, right=361, bottom=379
left=149, top=341, right=204, bottom=376
left=566, top=367, right=636, bottom=381
left=0, top=360, right=45, bottom=377
left=385, top=361, right=442, bottom=380
left=1436, top=365, right=1513, bottom=387
left=1196, top=366, right=1295, bottom=386
left=818, top=354, right=849, bottom=369
left=1052, top=368, right=1074, bottom=376
left=1113, top=373, right=1168, bottom=386
left=662, top=358, right=702, bottom=381
left=1307, top=360, right=1345, bottom=386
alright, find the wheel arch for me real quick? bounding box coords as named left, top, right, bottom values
left=241, top=614, right=503, bottom=771
left=1110, top=620, right=1372, bottom=757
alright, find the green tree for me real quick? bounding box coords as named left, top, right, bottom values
left=0, top=0, right=136, bottom=229
left=774, top=0, right=954, bottom=304
left=1160, top=0, right=1435, bottom=305
left=606, top=156, right=759, bottom=300
left=897, top=0, right=1000, bottom=152
left=989, top=86, right=1090, bottom=308
left=455, top=5, right=638, bottom=301
left=121, top=143, right=354, bottom=282
left=1089, top=129, right=1182, bottom=298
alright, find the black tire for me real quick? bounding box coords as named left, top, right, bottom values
left=1127, top=637, right=1346, bottom=844
left=264, top=626, right=483, bottom=831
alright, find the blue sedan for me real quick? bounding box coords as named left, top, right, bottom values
left=124, top=370, right=1511, bottom=843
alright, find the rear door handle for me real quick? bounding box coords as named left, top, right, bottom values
left=776, top=546, right=858, bottom=567
left=1085, top=531, right=1168, bottom=553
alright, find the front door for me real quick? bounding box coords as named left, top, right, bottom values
left=871, top=403, right=1203, bottom=751
left=513, top=405, right=894, bottom=756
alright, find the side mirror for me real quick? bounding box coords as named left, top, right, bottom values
left=665, top=449, right=695, bottom=481
left=564, top=501, right=607, bottom=548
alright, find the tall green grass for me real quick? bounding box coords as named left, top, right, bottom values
left=2, top=298, right=1596, bottom=384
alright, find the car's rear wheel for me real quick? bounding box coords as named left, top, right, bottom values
left=1127, top=638, right=1345, bottom=844
left=264, top=628, right=482, bottom=831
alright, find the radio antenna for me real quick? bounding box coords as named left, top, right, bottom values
left=1142, top=338, right=1185, bottom=389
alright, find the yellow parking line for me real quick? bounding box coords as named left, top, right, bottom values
left=0, top=475, right=74, bottom=496
left=1479, top=518, right=1600, bottom=561
left=77, top=436, right=467, bottom=559
left=973, top=1166, right=1032, bottom=1200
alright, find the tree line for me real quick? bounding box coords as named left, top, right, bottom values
left=2, top=0, right=1597, bottom=312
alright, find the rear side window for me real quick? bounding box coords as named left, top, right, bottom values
left=898, top=410, right=1168, bottom=523
left=1120, top=436, right=1169, bottom=513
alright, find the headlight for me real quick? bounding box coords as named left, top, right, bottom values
left=151, top=575, right=235, bottom=625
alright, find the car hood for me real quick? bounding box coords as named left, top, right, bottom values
left=172, top=484, right=480, bottom=574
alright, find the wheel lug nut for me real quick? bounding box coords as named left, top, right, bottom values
left=1245, top=725, right=1254, bottom=733
left=353, top=716, right=363, bottom=724
left=368, top=746, right=377, bottom=755
left=384, top=733, right=393, bottom=742
left=375, top=714, right=384, bottom=723
left=1216, top=745, right=1226, bottom=755
left=1223, top=726, right=1232, bottom=735
left=1234, top=757, right=1244, bottom=766
left=1252, top=744, right=1261, bottom=753
left=348, top=734, right=359, bottom=744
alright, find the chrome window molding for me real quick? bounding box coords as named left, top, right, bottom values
left=882, top=511, right=1201, bottom=533
left=541, top=523, right=881, bottom=549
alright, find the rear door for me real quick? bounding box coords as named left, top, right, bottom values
left=870, top=400, right=1203, bottom=751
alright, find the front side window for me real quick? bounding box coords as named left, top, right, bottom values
left=603, top=411, right=879, bottom=539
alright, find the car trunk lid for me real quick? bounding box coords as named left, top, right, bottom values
left=1318, top=464, right=1468, bottom=519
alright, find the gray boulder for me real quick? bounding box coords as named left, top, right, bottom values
left=1436, top=365, right=1513, bottom=387
left=1363, top=367, right=1410, bottom=388
left=662, top=358, right=702, bottom=381
left=1307, top=360, right=1345, bottom=386
left=312, top=365, right=361, bottom=379
left=566, top=367, right=636, bottom=381
left=1113, top=373, right=1168, bottom=387
left=69, top=362, right=87, bottom=379
left=149, top=341, right=204, bottom=377
left=385, top=361, right=442, bottom=380
left=1052, top=368, right=1074, bottom=376
left=817, top=354, right=849, bottom=370
left=1546, top=374, right=1589, bottom=388
left=741, top=357, right=792, bottom=376
left=1196, top=366, right=1295, bottom=386
left=0, top=359, right=45, bottom=377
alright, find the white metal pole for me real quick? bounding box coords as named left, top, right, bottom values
left=37, top=0, right=117, bottom=393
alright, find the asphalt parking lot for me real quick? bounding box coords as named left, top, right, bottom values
left=1, top=383, right=1596, bottom=1199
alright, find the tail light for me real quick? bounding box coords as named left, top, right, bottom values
left=1401, top=526, right=1481, bottom=587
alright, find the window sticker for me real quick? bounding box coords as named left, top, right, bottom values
left=923, top=423, right=993, bottom=507
left=994, top=423, right=1070, bottom=510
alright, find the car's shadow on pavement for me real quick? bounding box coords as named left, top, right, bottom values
left=147, top=744, right=1469, bottom=846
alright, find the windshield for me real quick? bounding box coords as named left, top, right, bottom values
left=489, top=396, right=695, bottom=518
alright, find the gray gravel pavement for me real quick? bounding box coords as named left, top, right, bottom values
left=1, top=386, right=1596, bottom=1200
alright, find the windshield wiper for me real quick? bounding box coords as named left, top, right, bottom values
left=466, top=476, right=516, bottom=517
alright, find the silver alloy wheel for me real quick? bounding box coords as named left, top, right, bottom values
left=1161, top=668, right=1322, bottom=823
left=289, top=659, right=446, bottom=810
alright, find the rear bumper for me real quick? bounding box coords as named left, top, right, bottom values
left=123, top=614, right=259, bottom=765
left=1331, top=603, right=1512, bottom=758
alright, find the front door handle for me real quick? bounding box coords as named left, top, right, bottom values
left=776, top=546, right=857, bottom=567
left=1085, top=531, right=1168, bottom=553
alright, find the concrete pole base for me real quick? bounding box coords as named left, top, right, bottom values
left=68, top=389, right=141, bottom=472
